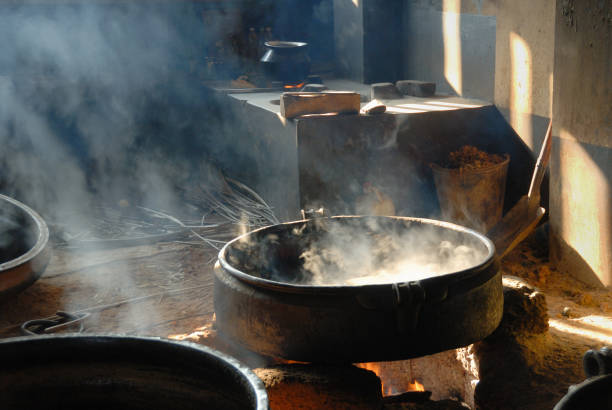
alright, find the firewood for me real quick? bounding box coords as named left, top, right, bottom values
left=280, top=91, right=360, bottom=119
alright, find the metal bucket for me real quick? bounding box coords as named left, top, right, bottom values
left=431, top=154, right=509, bottom=233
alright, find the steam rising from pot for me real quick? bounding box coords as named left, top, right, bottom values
left=300, top=222, right=487, bottom=286
left=227, top=217, right=491, bottom=287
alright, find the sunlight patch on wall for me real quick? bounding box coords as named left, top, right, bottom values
left=443, top=0, right=462, bottom=96
left=509, top=31, right=533, bottom=147
left=557, top=128, right=611, bottom=284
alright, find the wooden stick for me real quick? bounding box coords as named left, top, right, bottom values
left=527, top=120, right=553, bottom=203
left=488, top=119, right=553, bottom=258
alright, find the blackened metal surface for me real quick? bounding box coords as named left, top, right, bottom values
left=583, top=346, right=612, bottom=378
left=260, top=41, right=311, bottom=85
left=553, top=374, right=612, bottom=410
left=0, top=334, right=268, bottom=410
left=0, top=194, right=49, bottom=300
left=214, top=216, right=503, bottom=363
left=555, top=346, right=612, bottom=409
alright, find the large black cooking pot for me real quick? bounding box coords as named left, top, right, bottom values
left=0, top=334, right=268, bottom=410
left=215, top=216, right=502, bottom=363
left=0, top=194, right=49, bottom=300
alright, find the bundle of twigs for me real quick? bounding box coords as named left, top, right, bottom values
left=194, top=177, right=279, bottom=228
left=52, top=173, right=278, bottom=253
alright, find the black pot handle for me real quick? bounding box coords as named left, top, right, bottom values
left=392, top=281, right=426, bottom=334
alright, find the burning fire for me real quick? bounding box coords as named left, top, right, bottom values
left=356, top=363, right=425, bottom=396
left=283, top=82, right=305, bottom=90
left=408, top=379, right=425, bottom=392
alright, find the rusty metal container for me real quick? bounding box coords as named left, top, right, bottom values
left=431, top=154, right=510, bottom=233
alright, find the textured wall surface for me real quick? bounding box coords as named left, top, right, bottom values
left=333, top=0, right=364, bottom=82
left=492, top=0, right=556, bottom=152
left=402, top=0, right=496, bottom=101
left=550, top=0, right=612, bottom=287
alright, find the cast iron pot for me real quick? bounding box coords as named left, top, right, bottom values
left=214, top=216, right=503, bottom=363
left=0, top=334, right=268, bottom=410
left=260, top=41, right=310, bottom=85
left=0, top=194, right=49, bottom=300
left=553, top=346, right=612, bottom=410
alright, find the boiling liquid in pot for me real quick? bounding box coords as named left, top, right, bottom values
left=299, top=227, right=488, bottom=286
left=230, top=218, right=490, bottom=286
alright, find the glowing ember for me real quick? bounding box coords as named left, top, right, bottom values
left=283, top=82, right=305, bottom=89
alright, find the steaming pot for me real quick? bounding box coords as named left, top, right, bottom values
left=214, top=216, right=503, bottom=363
left=0, top=334, right=268, bottom=410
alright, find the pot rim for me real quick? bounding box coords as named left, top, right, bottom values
left=430, top=153, right=510, bottom=175
left=218, top=215, right=496, bottom=295
left=0, top=193, right=49, bottom=272
left=0, top=333, right=269, bottom=410
left=264, top=40, right=308, bottom=49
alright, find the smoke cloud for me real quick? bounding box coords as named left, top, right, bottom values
left=1, top=3, right=205, bottom=215
left=0, top=2, right=249, bottom=327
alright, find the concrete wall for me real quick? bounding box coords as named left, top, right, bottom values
left=402, top=0, right=555, bottom=153
left=549, top=0, right=612, bottom=287
left=402, top=0, right=496, bottom=101
left=401, top=0, right=611, bottom=287
left=333, top=0, right=403, bottom=84
left=333, top=0, right=364, bottom=82
left=491, top=0, right=556, bottom=153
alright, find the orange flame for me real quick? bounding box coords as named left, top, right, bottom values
left=283, top=82, right=305, bottom=89
left=408, top=379, right=425, bottom=392
left=356, top=363, right=426, bottom=396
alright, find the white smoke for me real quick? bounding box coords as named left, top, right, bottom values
left=299, top=218, right=489, bottom=286
left=0, top=2, right=237, bottom=330
left=228, top=217, right=491, bottom=287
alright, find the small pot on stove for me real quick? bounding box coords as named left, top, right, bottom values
left=260, top=41, right=311, bottom=86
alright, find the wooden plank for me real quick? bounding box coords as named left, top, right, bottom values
left=280, top=91, right=361, bottom=119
